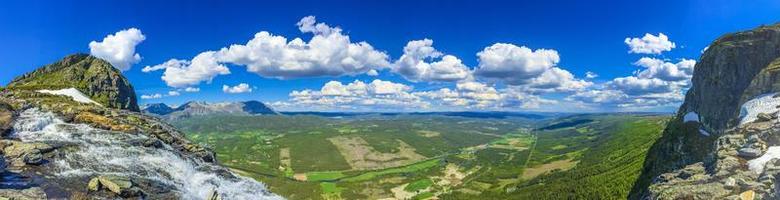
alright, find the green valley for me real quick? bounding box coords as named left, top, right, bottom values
left=170, top=113, right=668, bottom=199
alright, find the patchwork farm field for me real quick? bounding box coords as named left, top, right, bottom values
left=170, top=113, right=668, bottom=199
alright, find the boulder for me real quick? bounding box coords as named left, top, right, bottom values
left=757, top=113, right=774, bottom=122
left=1, top=140, right=53, bottom=166
left=22, top=149, right=43, bottom=165
left=741, top=190, right=755, bottom=200
left=87, top=177, right=100, bottom=191
left=142, top=138, right=164, bottom=148
left=738, top=147, right=763, bottom=158
left=207, top=189, right=222, bottom=200
left=98, top=175, right=132, bottom=195
left=0, top=102, right=13, bottom=135
left=93, top=175, right=143, bottom=197
left=0, top=187, right=47, bottom=199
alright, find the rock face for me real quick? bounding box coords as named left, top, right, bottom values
left=680, top=24, right=780, bottom=133
left=143, top=100, right=279, bottom=120
left=634, top=24, right=780, bottom=199
left=0, top=102, right=13, bottom=135
left=7, top=54, right=140, bottom=111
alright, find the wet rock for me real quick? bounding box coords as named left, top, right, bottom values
left=1, top=140, right=53, bottom=166
left=738, top=147, right=763, bottom=158
left=22, top=149, right=43, bottom=165
left=95, top=175, right=143, bottom=197
left=70, top=192, right=89, bottom=200
left=0, top=187, right=46, bottom=199
left=207, top=189, right=222, bottom=200
left=87, top=177, right=100, bottom=191
left=98, top=175, right=132, bottom=194
left=142, top=138, right=163, bottom=148
left=757, top=113, right=774, bottom=122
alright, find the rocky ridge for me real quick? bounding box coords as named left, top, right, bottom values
left=0, top=55, right=278, bottom=199
left=7, top=54, right=140, bottom=111
left=635, top=24, right=780, bottom=199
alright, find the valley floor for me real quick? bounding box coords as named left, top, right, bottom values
left=171, top=113, right=668, bottom=199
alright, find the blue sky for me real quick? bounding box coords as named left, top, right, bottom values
left=2, top=0, right=780, bottom=112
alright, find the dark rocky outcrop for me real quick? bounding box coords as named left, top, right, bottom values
left=141, top=103, right=174, bottom=115
left=634, top=23, right=780, bottom=199
left=7, top=54, right=140, bottom=111
left=0, top=102, right=13, bottom=135
left=242, top=100, right=279, bottom=115
left=680, top=24, right=780, bottom=133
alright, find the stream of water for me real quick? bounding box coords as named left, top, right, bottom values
left=11, top=108, right=282, bottom=199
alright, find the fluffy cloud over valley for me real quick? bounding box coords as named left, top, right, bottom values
left=625, top=33, right=676, bottom=54
left=144, top=16, right=389, bottom=87
left=134, top=16, right=695, bottom=112
left=90, top=28, right=145, bottom=71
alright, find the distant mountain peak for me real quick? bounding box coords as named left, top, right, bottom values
left=142, top=103, right=175, bottom=115
left=8, top=53, right=140, bottom=111
left=143, top=100, right=278, bottom=119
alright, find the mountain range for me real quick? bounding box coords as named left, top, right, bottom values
left=142, top=100, right=279, bottom=120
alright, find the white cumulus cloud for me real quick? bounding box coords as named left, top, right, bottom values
left=223, top=83, right=253, bottom=94
left=474, top=43, right=560, bottom=84
left=625, top=33, right=676, bottom=54
left=392, top=39, right=471, bottom=82
left=145, top=51, right=231, bottom=87
left=140, top=93, right=163, bottom=99
left=586, top=71, right=598, bottom=79
left=633, top=57, right=696, bottom=81
left=471, top=43, right=592, bottom=92
left=146, top=16, right=389, bottom=87
left=89, top=28, right=146, bottom=71
left=285, top=79, right=425, bottom=111
left=183, top=87, right=200, bottom=92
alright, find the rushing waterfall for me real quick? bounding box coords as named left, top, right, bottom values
left=11, top=108, right=282, bottom=200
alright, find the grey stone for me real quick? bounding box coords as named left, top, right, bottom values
left=739, top=147, right=764, bottom=158
left=757, top=113, right=774, bottom=122
left=22, top=150, right=43, bottom=165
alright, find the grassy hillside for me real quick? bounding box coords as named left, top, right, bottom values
left=442, top=115, right=668, bottom=199
left=171, top=113, right=667, bottom=199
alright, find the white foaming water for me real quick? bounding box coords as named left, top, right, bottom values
left=11, top=109, right=282, bottom=200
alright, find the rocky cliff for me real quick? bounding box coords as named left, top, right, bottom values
left=634, top=24, right=780, bottom=199
left=8, top=54, right=140, bottom=111
left=0, top=54, right=280, bottom=199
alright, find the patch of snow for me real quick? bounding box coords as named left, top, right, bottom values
left=749, top=146, right=780, bottom=174
left=683, top=112, right=700, bottom=123
left=739, top=93, right=780, bottom=126
left=36, top=88, right=102, bottom=106
left=698, top=128, right=710, bottom=136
